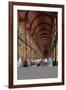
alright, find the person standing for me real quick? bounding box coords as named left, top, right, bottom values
left=48, top=57, right=53, bottom=66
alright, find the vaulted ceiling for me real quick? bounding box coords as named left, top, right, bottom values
left=18, top=10, right=57, bottom=56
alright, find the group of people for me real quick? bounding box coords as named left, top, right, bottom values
left=17, top=57, right=53, bottom=67
left=41, top=57, right=53, bottom=66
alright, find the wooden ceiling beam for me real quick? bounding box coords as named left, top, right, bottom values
left=31, top=22, right=52, bottom=35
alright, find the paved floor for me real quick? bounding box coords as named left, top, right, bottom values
left=17, top=66, right=58, bottom=80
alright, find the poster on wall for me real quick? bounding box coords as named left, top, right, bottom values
left=9, top=2, right=64, bottom=88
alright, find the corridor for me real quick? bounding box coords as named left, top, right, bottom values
left=17, top=10, right=58, bottom=80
